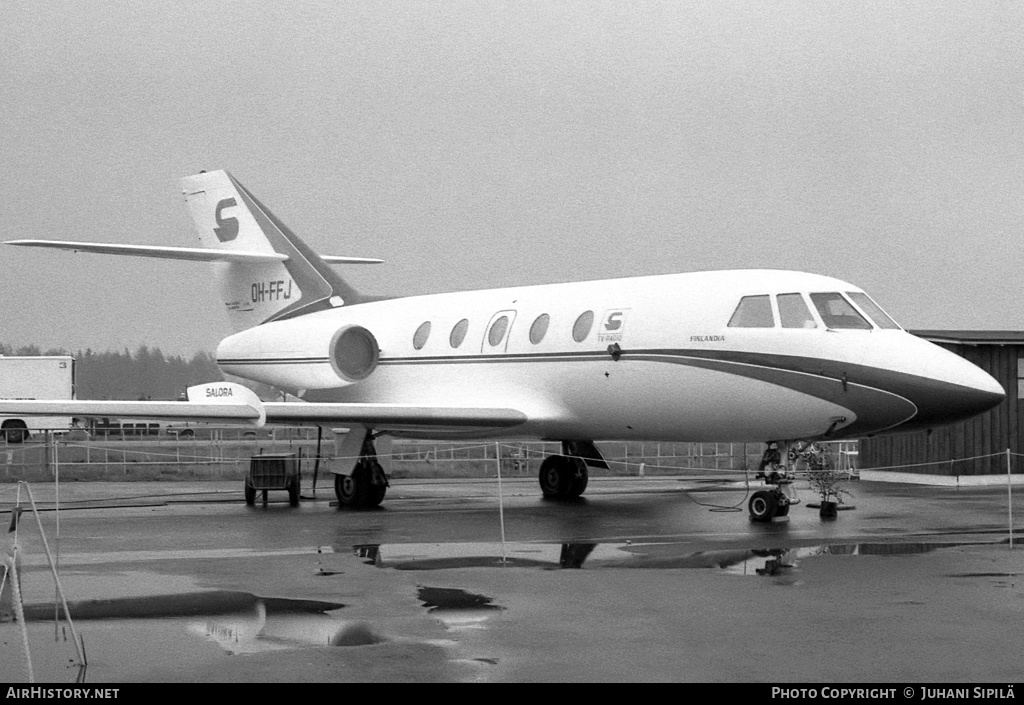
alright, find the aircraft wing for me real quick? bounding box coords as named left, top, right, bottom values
left=262, top=402, right=528, bottom=428
left=0, top=383, right=527, bottom=431
left=6, top=240, right=382, bottom=265
left=0, top=399, right=264, bottom=424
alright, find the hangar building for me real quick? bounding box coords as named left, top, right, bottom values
left=858, top=330, right=1024, bottom=480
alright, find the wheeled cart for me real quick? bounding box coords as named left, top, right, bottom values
left=246, top=452, right=301, bottom=507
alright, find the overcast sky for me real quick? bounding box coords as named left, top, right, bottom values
left=2, top=1, right=1022, bottom=357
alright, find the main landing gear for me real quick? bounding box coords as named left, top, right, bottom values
left=748, top=442, right=798, bottom=522
left=335, top=434, right=389, bottom=509
left=538, top=440, right=607, bottom=500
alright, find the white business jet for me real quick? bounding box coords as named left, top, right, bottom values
left=4, top=171, right=1005, bottom=521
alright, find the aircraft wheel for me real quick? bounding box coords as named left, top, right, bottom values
left=567, top=460, right=589, bottom=498
left=749, top=490, right=778, bottom=522
left=365, top=458, right=387, bottom=507
left=775, top=500, right=790, bottom=517
left=539, top=456, right=588, bottom=499
left=244, top=479, right=256, bottom=506
left=288, top=477, right=301, bottom=507
left=539, top=456, right=571, bottom=498
left=336, top=471, right=365, bottom=507
left=367, top=480, right=387, bottom=507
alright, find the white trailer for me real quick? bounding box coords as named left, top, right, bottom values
left=0, top=355, right=75, bottom=442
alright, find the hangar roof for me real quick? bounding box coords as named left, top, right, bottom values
left=911, top=330, right=1024, bottom=346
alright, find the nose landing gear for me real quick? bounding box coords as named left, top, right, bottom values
left=748, top=442, right=797, bottom=522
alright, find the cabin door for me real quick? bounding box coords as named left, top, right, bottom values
left=481, top=310, right=517, bottom=353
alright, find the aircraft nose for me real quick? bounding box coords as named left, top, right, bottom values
left=953, top=360, right=1005, bottom=417
left=903, top=346, right=1006, bottom=429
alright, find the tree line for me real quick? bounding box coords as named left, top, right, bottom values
left=0, top=343, right=224, bottom=401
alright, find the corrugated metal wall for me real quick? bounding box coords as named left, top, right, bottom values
left=859, top=342, right=1019, bottom=475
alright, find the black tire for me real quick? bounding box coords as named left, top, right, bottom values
left=539, top=456, right=588, bottom=499
left=366, top=480, right=387, bottom=507
left=567, top=459, right=589, bottom=498
left=335, top=469, right=367, bottom=507
left=2, top=421, right=28, bottom=444
left=775, top=500, right=790, bottom=517
left=288, top=477, right=300, bottom=507
left=244, top=479, right=256, bottom=506
left=539, top=455, right=571, bottom=498
left=749, top=490, right=778, bottom=522
left=364, top=458, right=387, bottom=507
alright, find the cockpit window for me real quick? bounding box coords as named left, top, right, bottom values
left=777, top=293, right=817, bottom=329
left=728, top=295, right=774, bottom=328
left=846, top=292, right=900, bottom=330
left=809, top=292, right=872, bottom=330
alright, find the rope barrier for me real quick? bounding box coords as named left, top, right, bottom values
left=1, top=433, right=1020, bottom=480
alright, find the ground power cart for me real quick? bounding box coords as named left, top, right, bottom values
left=245, top=452, right=301, bottom=506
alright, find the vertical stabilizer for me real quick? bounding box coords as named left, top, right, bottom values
left=181, top=170, right=363, bottom=331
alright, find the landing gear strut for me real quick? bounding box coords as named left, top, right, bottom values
left=748, top=442, right=797, bottom=522
left=335, top=435, right=389, bottom=508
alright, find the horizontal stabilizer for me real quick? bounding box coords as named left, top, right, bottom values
left=319, top=255, right=385, bottom=265
left=6, top=240, right=286, bottom=263
left=5, top=240, right=382, bottom=265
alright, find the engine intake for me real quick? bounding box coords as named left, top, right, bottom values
left=330, top=325, right=379, bottom=383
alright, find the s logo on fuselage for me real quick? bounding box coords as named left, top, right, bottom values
left=598, top=308, right=629, bottom=343
left=213, top=198, right=239, bottom=242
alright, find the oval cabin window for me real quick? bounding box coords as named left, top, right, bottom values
left=413, top=321, right=431, bottom=350
left=450, top=319, right=469, bottom=348
left=572, top=311, right=594, bottom=343
left=530, top=314, right=550, bottom=344
left=488, top=315, right=509, bottom=347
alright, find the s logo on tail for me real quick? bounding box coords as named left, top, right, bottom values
left=214, top=198, right=239, bottom=242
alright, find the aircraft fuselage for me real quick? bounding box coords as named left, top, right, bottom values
left=216, top=268, right=1004, bottom=443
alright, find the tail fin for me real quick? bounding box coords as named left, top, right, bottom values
left=181, top=170, right=364, bottom=331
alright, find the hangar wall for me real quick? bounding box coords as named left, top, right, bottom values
left=859, top=331, right=1023, bottom=476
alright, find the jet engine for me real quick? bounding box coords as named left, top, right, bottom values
left=216, top=319, right=380, bottom=392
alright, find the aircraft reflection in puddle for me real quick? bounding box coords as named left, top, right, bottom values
left=188, top=600, right=377, bottom=655
left=417, top=586, right=504, bottom=634
left=351, top=541, right=960, bottom=574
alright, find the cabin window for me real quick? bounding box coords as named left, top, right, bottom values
left=728, top=295, right=774, bottom=328
left=777, top=293, right=817, bottom=329
left=413, top=321, right=432, bottom=350
left=450, top=319, right=469, bottom=348
left=488, top=315, right=509, bottom=347
left=846, top=292, right=900, bottom=329
left=573, top=311, right=594, bottom=342
left=809, top=293, right=872, bottom=330
left=530, top=314, right=550, bottom=344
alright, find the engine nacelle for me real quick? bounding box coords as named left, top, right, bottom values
left=217, top=319, right=380, bottom=392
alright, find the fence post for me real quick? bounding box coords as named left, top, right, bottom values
left=494, top=442, right=507, bottom=564
left=1008, top=448, right=1013, bottom=551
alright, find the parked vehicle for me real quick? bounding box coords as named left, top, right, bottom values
left=0, top=356, right=75, bottom=442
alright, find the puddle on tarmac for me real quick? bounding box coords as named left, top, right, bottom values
left=347, top=540, right=982, bottom=574
left=418, top=586, right=502, bottom=612
left=416, top=586, right=504, bottom=674
left=0, top=587, right=357, bottom=683
left=1, top=540, right=996, bottom=682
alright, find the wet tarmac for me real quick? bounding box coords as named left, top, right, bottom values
left=1, top=476, right=1022, bottom=682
